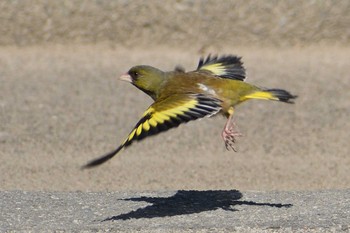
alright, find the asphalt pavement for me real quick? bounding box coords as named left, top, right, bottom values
left=1, top=189, right=349, bottom=232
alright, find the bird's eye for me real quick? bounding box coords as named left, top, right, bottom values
left=128, top=70, right=139, bottom=80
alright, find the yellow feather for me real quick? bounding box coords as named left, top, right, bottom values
left=163, top=111, right=177, bottom=118
left=201, top=63, right=226, bottom=76
left=136, top=124, right=143, bottom=136
left=128, top=129, right=136, bottom=141
left=242, top=91, right=278, bottom=101
left=143, top=108, right=153, bottom=116
left=160, top=99, right=197, bottom=118
left=152, top=112, right=168, bottom=123
left=166, top=108, right=184, bottom=116
left=142, top=121, right=150, bottom=131
left=148, top=118, right=158, bottom=127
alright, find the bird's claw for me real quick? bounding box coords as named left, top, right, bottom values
left=222, top=126, right=242, bottom=152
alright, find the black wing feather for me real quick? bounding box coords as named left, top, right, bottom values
left=196, top=54, right=246, bottom=81
left=82, top=94, right=222, bottom=168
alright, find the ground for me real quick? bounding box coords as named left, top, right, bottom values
left=1, top=44, right=349, bottom=192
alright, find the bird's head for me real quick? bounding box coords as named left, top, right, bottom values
left=120, top=65, right=166, bottom=100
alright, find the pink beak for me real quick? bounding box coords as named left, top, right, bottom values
left=119, top=73, right=132, bottom=82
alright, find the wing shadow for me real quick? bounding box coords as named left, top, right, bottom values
left=104, top=190, right=292, bottom=221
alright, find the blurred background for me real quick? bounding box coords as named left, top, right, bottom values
left=0, top=0, right=349, bottom=192
left=1, top=0, right=349, bottom=47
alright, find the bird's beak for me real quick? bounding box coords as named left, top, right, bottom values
left=119, top=73, right=132, bottom=83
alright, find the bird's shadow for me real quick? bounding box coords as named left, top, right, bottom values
left=104, top=190, right=292, bottom=221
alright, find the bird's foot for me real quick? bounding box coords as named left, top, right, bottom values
left=222, top=124, right=242, bottom=152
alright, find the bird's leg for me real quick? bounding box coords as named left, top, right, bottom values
left=221, top=107, right=242, bottom=151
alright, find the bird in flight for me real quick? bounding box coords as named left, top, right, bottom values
left=83, top=55, right=297, bottom=168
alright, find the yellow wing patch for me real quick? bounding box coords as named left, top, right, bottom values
left=121, top=94, right=221, bottom=148
left=82, top=94, right=221, bottom=169
left=197, top=55, right=246, bottom=81
left=199, top=63, right=228, bottom=77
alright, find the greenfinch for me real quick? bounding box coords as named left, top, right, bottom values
left=83, top=55, right=296, bottom=168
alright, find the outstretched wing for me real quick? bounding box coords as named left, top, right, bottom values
left=82, top=94, right=222, bottom=168
left=196, top=55, right=246, bottom=81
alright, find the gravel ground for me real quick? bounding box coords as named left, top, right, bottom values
left=1, top=189, right=349, bottom=232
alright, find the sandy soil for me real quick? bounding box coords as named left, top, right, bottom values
left=1, top=1, right=349, bottom=47
left=0, top=44, right=349, bottom=192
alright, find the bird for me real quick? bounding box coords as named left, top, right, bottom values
left=82, top=55, right=297, bottom=168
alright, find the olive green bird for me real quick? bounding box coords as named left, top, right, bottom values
left=83, top=55, right=297, bottom=168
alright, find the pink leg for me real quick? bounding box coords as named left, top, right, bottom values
left=221, top=110, right=242, bottom=151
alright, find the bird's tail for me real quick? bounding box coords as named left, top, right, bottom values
left=242, top=88, right=297, bottom=103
